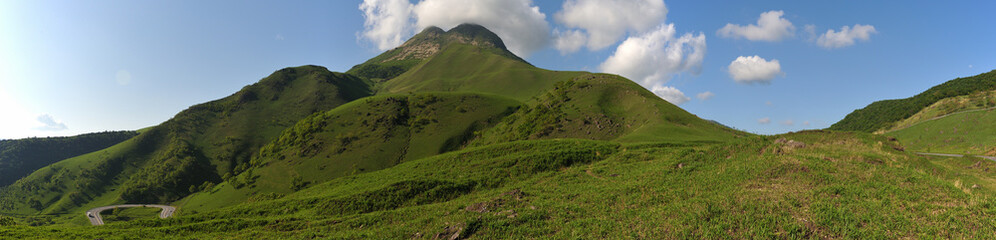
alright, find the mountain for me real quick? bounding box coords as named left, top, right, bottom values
left=347, top=24, right=522, bottom=81
left=0, top=131, right=137, bottom=187
left=0, top=66, right=370, bottom=218
left=830, top=70, right=996, bottom=132
left=178, top=25, right=741, bottom=211
left=6, top=24, right=996, bottom=238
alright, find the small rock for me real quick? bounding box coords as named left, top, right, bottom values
left=972, top=184, right=980, bottom=189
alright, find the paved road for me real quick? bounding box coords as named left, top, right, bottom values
left=85, top=204, right=176, bottom=226
left=916, top=152, right=996, bottom=161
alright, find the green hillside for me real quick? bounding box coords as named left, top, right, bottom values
left=887, top=109, right=996, bottom=155
left=0, top=65, right=370, bottom=222
left=830, top=69, right=996, bottom=132
left=180, top=92, right=520, bottom=211
left=7, top=131, right=996, bottom=238
left=885, top=89, right=996, bottom=133
left=883, top=89, right=996, bottom=155
left=471, top=73, right=739, bottom=145
left=0, top=131, right=137, bottom=187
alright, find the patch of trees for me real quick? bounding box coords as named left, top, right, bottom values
left=120, top=140, right=218, bottom=203
left=831, top=70, right=996, bottom=132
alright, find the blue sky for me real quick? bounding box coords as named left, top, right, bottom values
left=1, top=0, right=994, bottom=139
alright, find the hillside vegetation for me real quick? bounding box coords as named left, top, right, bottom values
left=883, top=89, right=996, bottom=155
left=0, top=131, right=137, bottom=187
left=0, top=65, right=371, bottom=223
left=5, top=131, right=996, bottom=238
left=179, top=93, right=520, bottom=211
left=887, top=108, right=996, bottom=155
left=884, top=89, right=996, bottom=133
left=830, top=69, right=996, bottom=132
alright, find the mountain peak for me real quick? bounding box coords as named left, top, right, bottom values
left=386, top=23, right=508, bottom=62
left=348, top=23, right=523, bottom=80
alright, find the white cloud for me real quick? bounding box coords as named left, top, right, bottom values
left=600, top=24, right=705, bottom=88
left=717, top=10, right=794, bottom=42
left=780, top=119, right=794, bottom=126
left=728, top=55, right=782, bottom=84
left=696, top=91, right=715, bottom=101
left=816, top=24, right=876, bottom=49
left=115, top=70, right=131, bottom=85
left=359, top=0, right=415, bottom=51
left=554, top=0, right=667, bottom=52
left=275, top=34, right=285, bottom=41
left=758, top=117, right=771, bottom=124
left=34, top=114, right=67, bottom=131
left=413, top=0, right=549, bottom=57
left=553, top=29, right=587, bottom=54
left=651, top=86, right=690, bottom=105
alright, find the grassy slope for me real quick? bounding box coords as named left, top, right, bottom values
left=379, top=43, right=582, bottom=101
left=0, top=66, right=370, bottom=224
left=883, top=89, right=996, bottom=155
left=5, top=131, right=996, bottom=238
left=830, top=69, right=996, bottom=132
left=887, top=109, right=996, bottom=155
left=885, top=89, right=996, bottom=133
left=0, top=131, right=138, bottom=187
left=179, top=92, right=520, bottom=211
left=471, top=73, right=740, bottom=145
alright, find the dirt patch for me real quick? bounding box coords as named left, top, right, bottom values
left=432, top=223, right=464, bottom=240
left=464, top=189, right=527, bottom=213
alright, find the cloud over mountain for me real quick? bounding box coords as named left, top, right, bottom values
left=358, top=0, right=550, bottom=57
left=553, top=0, right=667, bottom=52
left=34, top=114, right=67, bottom=131
left=718, top=10, right=794, bottom=42
left=600, top=24, right=705, bottom=101
left=728, top=55, right=782, bottom=84
left=359, top=0, right=415, bottom=51
left=758, top=117, right=771, bottom=124
left=651, top=86, right=690, bottom=105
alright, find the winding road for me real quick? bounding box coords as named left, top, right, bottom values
left=916, top=152, right=996, bottom=161
left=85, top=204, right=176, bottom=226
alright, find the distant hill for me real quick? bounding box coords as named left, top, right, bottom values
left=0, top=66, right=371, bottom=217
left=0, top=131, right=137, bottom=187
left=830, top=70, right=996, bottom=132
left=885, top=89, right=996, bottom=155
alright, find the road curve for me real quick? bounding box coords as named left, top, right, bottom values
left=916, top=152, right=996, bottom=161
left=85, top=204, right=176, bottom=226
